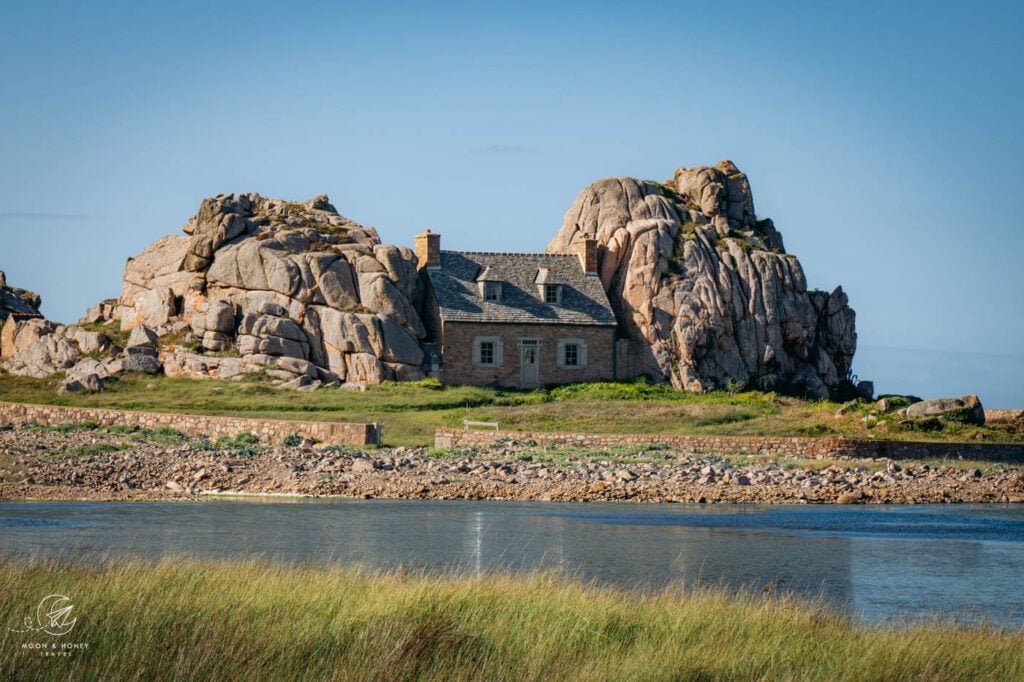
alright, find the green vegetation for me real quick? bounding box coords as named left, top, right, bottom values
left=654, top=181, right=683, bottom=202
left=1, top=558, right=1021, bottom=681
left=671, top=221, right=700, bottom=267
left=0, top=374, right=1019, bottom=448
left=69, top=442, right=127, bottom=457
left=75, top=319, right=129, bottom=348
left=211, top=432, right=262, bottom=456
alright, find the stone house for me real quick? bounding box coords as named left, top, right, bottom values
left=415, top=230, right=636, bottom=388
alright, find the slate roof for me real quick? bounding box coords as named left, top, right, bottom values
left=428, top=251, right=618, bottom=326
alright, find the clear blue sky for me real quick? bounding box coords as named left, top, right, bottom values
left=2, top=1, right=1022, bottom=406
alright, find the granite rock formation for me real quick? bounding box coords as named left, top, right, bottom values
left=546, top=161, right=857, bottom=399
left=4, top=163, right=861, bottom=398
left=0, top=273, right=83, bottom=380
left=105, top=193, right=426, bottom=386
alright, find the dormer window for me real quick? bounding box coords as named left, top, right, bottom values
left=483, top=281, right=501, bottom=301
left=534, top=268, right=563, bottom=304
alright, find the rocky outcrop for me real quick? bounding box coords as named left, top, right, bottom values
left=2, top=195, right=429, bottom=389
left=1, top=274, right=83, bottom=378
left=0, top=271, right=42, bottom=322
left=104, top=193, right=427, bottom=387
left=547, top=161, right=857, bottom=399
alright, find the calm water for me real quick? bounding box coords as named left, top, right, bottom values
left=2, top=500, right=1024, bottom=626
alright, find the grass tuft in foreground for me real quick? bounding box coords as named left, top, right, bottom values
left=1, top=558, right=1022, bottom=680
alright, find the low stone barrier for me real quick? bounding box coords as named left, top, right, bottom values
left=0, top=401, right=379, bottom=446
left=435, top=428, right=1024, bottom=463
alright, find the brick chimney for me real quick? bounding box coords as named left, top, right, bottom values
left=415, top=229, right=441, bottom=270
left=575, top=237, right=598, bottom=276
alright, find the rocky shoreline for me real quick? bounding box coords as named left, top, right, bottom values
left=2, top=425, right=1023, bottom=504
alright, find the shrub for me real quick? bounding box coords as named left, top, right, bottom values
left=71, top=443, right=123, bottom=457
left=212, top=433, right=262, bottom=456
left=214, top=435, right=236, bottom=450
left=235, top=432, right=259, bottom=446
left=283, top=434, right=303, bottom=447
left=801, top=424, right=831, bottom=437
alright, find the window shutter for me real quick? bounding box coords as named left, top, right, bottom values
left=579, top=340, right=588, bottom=368
left=556, top=340, right=566, bottom=369
left=494, top=339, right=504, bottom=366
left=472, top=338, right=481, bottom=365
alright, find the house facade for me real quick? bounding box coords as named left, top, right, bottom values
left=416, top=230, right=623, bottom=388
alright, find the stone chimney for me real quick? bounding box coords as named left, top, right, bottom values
left=575, top=237, right=598, bottom=276
left=415, top=229, right=441, bottom=271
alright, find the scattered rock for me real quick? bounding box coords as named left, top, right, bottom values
left=350, top=458, right=376, bottom=473
left=58, top=373, right=103, bottom=395
left=127, top=325, right=159, bottom=349
left=278, top=375, right=322, bottom=392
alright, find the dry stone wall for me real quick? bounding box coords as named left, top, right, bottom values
left=436, top=428, right=1024, bottom=463
left=0, top=401, right=378, bottom=445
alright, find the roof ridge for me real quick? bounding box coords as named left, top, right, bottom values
left=443, top=250, right=576, bottom=257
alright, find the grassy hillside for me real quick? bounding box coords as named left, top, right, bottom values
left=0, top=374, right=1020, bottom=448
left=2, top=558, right=1022, bottom=681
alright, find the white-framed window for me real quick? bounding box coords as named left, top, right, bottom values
left=557, top=338, right=588, bottom=369
left=473, top=336, right=504, bottom=366
left=483, top=281, right=501, bottom=301
left=543, top=284, right=560, bottom=304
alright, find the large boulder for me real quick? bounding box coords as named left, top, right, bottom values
left=0, top=319, right=81, bottom=377
left=904, top=395, right=986, bottom=426
left=119, top=235, right=192, bottom=308
left=546, top=161, right=857, bottom=399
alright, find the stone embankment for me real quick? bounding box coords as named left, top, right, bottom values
left=0, top=401, right=378, bottom=445
left=3, top=426, right=1023, bottom=504
left=437, top=429, right=1024, bottom=463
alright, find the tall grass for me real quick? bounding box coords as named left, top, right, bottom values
left=1, top=558, right=1022, bottom=680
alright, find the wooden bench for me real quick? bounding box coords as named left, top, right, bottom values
left=463, top=420, right=499, bottom=430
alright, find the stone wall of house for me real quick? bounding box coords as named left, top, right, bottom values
left=435, top=428, right=1024, bottom=463
left=0, top=401, right=379, bottom=445
left=439, top=322, right=615, bottom=387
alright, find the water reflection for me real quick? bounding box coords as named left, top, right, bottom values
left=0, top=500, right=1022, bottom=625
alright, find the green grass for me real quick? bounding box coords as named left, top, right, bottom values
left=0, top=374, right=1020, bottom=448
left=68, top=443, right=127, bottom=457
left=0, top=558, right=1021, bottom=681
